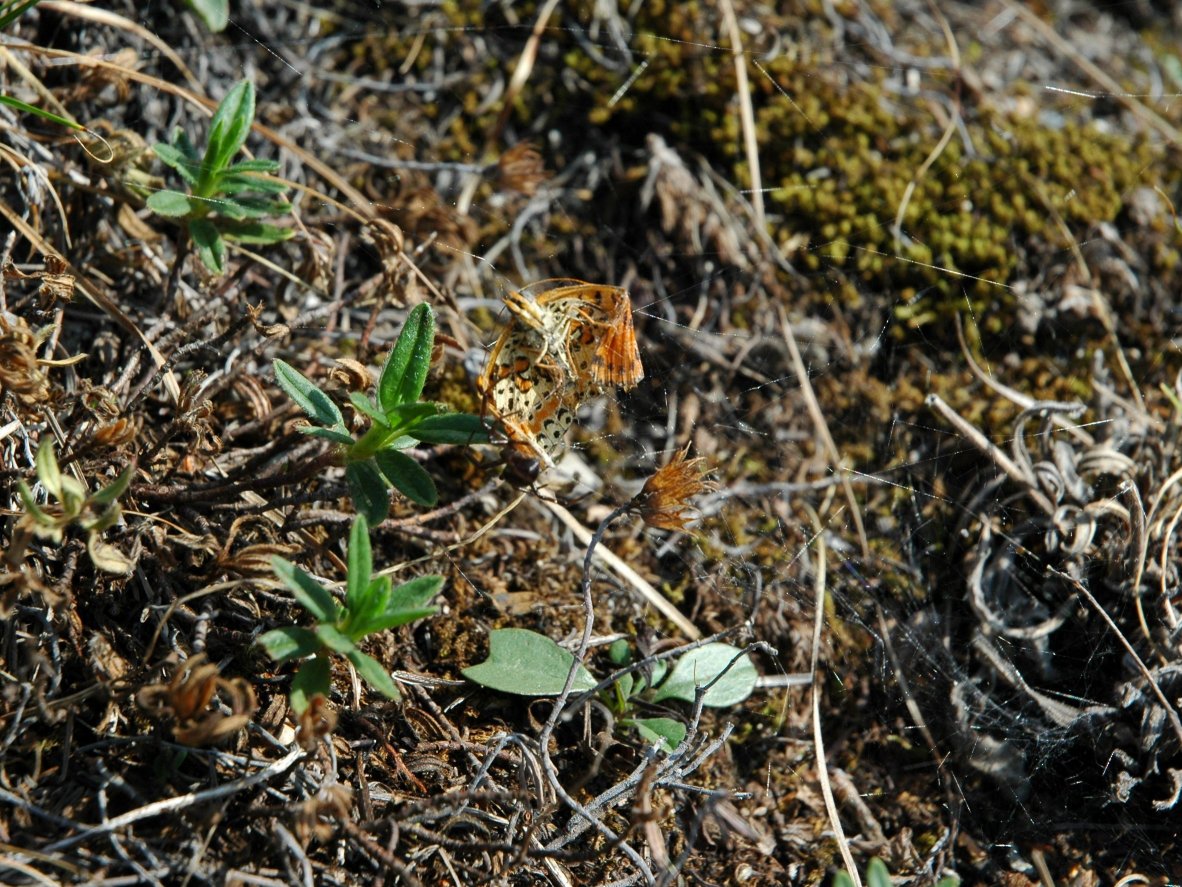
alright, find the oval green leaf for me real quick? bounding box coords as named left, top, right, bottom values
left=273, top=359, right=345, bottom=429
left=374, top=449, right=437, bottom=507
left=377, top=302, right=434, bottom=411
left=462, top=628, right=596, bottom=696
left=257, top=626, right=320, bottom=663
left=290, top=656, right=331, bottom=715
left=271, top=556, right=338, bottom=624
left=648, top=643, right=757, bottom=708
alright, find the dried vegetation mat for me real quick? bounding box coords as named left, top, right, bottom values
left=3, top=0, right=1182, bottom=884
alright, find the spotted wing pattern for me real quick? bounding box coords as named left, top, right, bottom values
left=479, top=279, right=644, bottom=471
left=478, top=323, right=574, bottom=465
left=507, top=280, right=644, bottom=392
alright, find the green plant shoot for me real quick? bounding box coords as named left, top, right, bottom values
left=16, top=439, right=135, bottom=574
left=257, top=513, right=442, bottom=713
left=462, top=630, right=759, bottom=753
left=273, top=302, right=490, bottom=523
left=147, top=79, right=293, bottom=273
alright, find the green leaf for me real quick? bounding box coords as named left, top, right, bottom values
left=152, top=143, right=200, bottom=186
left=189, top=218, right=225, bottom=273
left=34, top=438, right=63, bottom=501
left=345, top=648, right=400, bottom=701
left=185, top=0, right=228, bottom=32
left=212, top=196, right=288, bottom=219
left=214, top=173, right=289, bottom=196
left=408, top=412, right=491, bottom=445
left=221, top=158, right=281, bottom=175
left=146, top=189, right=196, bottom=217
left=346, top=460, right=391, bottom=525
left=348, top=574, right=441, bottom=638
left=219, top=221, right=295, bottom=244
left=462, top=628, right=596, bottom=696
left=271, top=556, right=338, bottom=624
left=299, top=426, right=355, bottom=445
left=0, top=0, right=42, bottom=31
left=377, top=302, right=434, bottom=411
left=204, top=80, right=255, bottom=181
left=16, top=480, right=53, bottom=527
left=383, top=402, right=441, bottom=429
left=349, top=392, right=389, bottom=426
left=648, top=643, right=758, bottom=707
left=345, top=515, right=372, bottom=615
left=866, top=859, right=892, bottom=887
left=273, top=359, right=346, bottom=428
left=315, top=624, right=357, bottom=655
left=343, top=575, right=389, bottom=641
left=90, top=463, right=134, bottom=506
left=374, top=449, right=437, bottom=507
left=0, top=94, right=81, bottom=130
left=290, top=656, right=331, bottom=715
left=832, top=873, right=856, bottom=887
left=257, top=626, right=320, bottom=663
left=629, top=717, right=686, bottom=752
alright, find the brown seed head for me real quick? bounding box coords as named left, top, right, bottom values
left=633, top=446, right=713, bottom=532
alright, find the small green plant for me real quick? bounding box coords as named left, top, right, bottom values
left=147, top=79, right=292, bottom=273
left=257, top=514, right=442, bottom=712
left=834, top=858, right=959, bottom=887
left=462, top=629, right=759, bottom=752
left=273, top=301, right=489, bottom=524
left=16, top=439, right=135, bottom=574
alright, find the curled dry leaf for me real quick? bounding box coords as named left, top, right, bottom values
left=0, top=312, right=50, bottom=406
left=495, top=142, right=550, bottom=196
left=137, top=654, right=256, bottom=746
left=295, top=781, right=353, bottom=845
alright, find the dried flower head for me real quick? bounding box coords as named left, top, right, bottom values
left=295, top=781, right=353, bottom=845
left=0, top=312, right=50, bottom=406
left=494, top=142, right=550, bottom=196
left=632, top=446, right=713, bottom=532
left=137, top=654, right=256, bottom=746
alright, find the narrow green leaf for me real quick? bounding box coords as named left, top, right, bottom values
left=273, top=359, right=345, bottom=428
left=90, top=463, right=134, bottom=506
left=152, top=143, right=200, bottom=186
left=214, top=173, right=289, bottom=196
left=832, top=873, right=856, bottom=887
left=0, top=0, right=42, bottom=31
left=221, top=158, right=281, bottom=174
left=271, top=556, right=338, bottom=623
left=299, top=426, right=355, bottom=445
left=408, top=412, right=491, bottom=445
left=383, top=402, right=440, bottom=429
left=866, top=860, right=892, bottom=887
left=349, top=392, right=389, bottom=426
left=343, top=575, right=388, bottom=642
left=219, top=221, right=295, bottom=244
left=189, top=219, right=225, bottom=273
left=462, top=628, right=596, bottom=696
left=290, top=656, right=331, bottom=715
left=146, top=190, right=195, bottom=217
left=16, top=481, right=52, bottom=526
left=0, top=94, right=81, bottom=130
left=184, top=0, right=228, bottom=32
left=315, top=624, right=357, bottom=655
left=344, top=648, right=400, bottom=701
left=648, top=643, right=757, bottom=707
left=374, top=449, right=437, bottom=507
left=346, top=460, right=391, bottom=525
left=629, top=717, right=686, bottom=753
left=257, top=626, right=320, bottom=663
left=377, top=302, right=434, bottom=411
left=204, top=80, right=254, bottom=180
left=348, top=574, right=441, bottom=637
left=34, top=439, right=63, bottom=501
left=345, top=515, right=372, bottom=614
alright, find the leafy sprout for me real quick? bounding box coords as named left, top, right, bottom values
left=147, top=79, right=293, bottom=273
left=16, top=438, right=135, bottom=574
left=273, top=301, right=489, bottom=524
left=257, top=514, right=442, bottom=713
left=462, top=630, right=758, bottom=753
